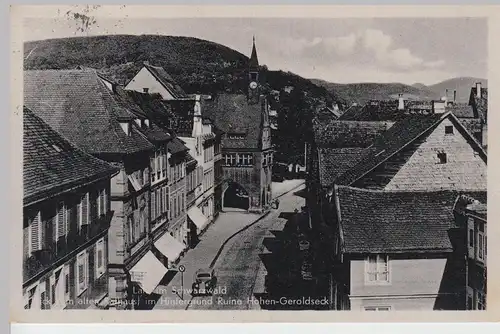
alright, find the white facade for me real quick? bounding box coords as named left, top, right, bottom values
left=125, top=67, right=176, bottom=100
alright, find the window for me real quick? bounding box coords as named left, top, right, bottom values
left=56, top=202, right=66, bottom=240
left=98, top=188, right=106, bottom=216
left=77, top=252, right=88, bottom=295
left=365, top=255, right=389, bottom=283
left=65, top=272, right=70, bottom=295
left=156, top=188, right=161, bottom=218
left=51, top=283, right=56, bottom=305
left=95, top=238, right=105, bottom=277
left=477, top=223, right=485, bottom=261
left=28, top=212, right=42, bottom=254
left=445, top=125, right=454, bottom=134
left=437, top=152, right=447, bottom=164
left=469, top=229, right=474, bottom=248
left=143, top=88, right=149, bottom=93
left=120, top=122, right=130, bottom=136
left=477, top=291, right=486, bottom=310
left=78, top=193, right=89, bottom=228
left=364, top=306, right=391, bottom=311
left=151, top=191, right=156, bottom=221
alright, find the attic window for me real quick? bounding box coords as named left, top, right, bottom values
left=445, top=126, right=454, bottom=135
left=51, top=144, right=62, bottom=152
left=120, top=122, right=131, bottom=136
left=143, top=88, right=149, bottom=93
left=437, top=152, right=447, bottom=164
left=228, top=133, right=245, bottom=140
left=135, top=119, right=141, bottom=126
left=144, top=119, right=150, bottom=127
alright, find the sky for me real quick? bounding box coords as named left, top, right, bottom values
left=23, top=15, right=487, bottom=85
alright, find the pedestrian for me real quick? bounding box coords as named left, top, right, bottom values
left=275, top=198, right=280, bottom=209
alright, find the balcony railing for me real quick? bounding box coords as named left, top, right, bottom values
left=23, top=211, right=113, bottom=285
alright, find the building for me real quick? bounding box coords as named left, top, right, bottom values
left=23, top=106, right=119, bottom=310
left=306, top=119, right=393, bottom=232
left=335, top=112, right=487, bottom=191
left=330, top=186, right=487, bottom=311
left=125, top=61, right=188, bottom=100
left=24, top=69, right=162, bottom=309
left=451, top=194, right=487, bottom=310
left=114, top=88, right=189, bottom=278
left=204, top=38, right=273, bottom=212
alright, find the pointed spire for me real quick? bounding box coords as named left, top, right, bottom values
left=249, top=36, right=259, bottom=69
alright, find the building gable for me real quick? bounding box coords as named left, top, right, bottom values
left=353, top=115, right=486, bottom=191
left=125, top=66, right=176, bottom=100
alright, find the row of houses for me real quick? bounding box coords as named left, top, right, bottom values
left=305, top=83, right=487, bottom=310
left=22, top=38, right=274, bottom=310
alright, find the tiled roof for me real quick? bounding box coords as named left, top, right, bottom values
left=335, top=114, right=444, bottom=185
left=117, top=89, right=173, bottom=143
left=203, top=93, right=264, bottom=149
left=339, top=100, right=434, bottom=122
left=23, top=107, right=119, bottom=205
left=446, top=103, right=475, bottom=118
left=24, top=69, right=154, bottom=155
left=167, top=137, right=189, bottom=155
left=338, top=105, right=365, bottom=121
left=335, top=112, right=487, bottom=186
left=313, top=120, right=393, bottom=148
left=318, top=147, right=375, bottom=187
left=336, top=186, right=487, bottom=254
left=143, top=63, right=187, bottom=99
left=186, top=153, right=197, bottom=166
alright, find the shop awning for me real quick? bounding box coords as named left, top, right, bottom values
left=129, top=251, right=168, bottom=294
left=188, top=206, right=209, bottom=230
left=154, top=232, right=186, bottom=265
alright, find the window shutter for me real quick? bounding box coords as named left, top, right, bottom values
left=156, top=189, right=161, bottom=217
left=30, top=213, right=41, bottom=252
left=82, top=193, right=88, bottom=225
left=159, top=187, right=164, bottom=214
left=57, top=203, right=65, bottom=238
left=102, top=188, right=108, bottom=214
left=151, top=191, right=156, bottom=220
left=65, top=203, right=72, bottom=236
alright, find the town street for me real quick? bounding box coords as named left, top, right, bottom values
left=188, top=182, right=306, bottom=310
left=150, top=179, right=304, bottom=310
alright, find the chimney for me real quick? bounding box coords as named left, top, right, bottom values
left=398, top=93, right=404, bottom=110
left=453, top=90, right=457, bottom=102
left=476, top=82, right=482, bottom=98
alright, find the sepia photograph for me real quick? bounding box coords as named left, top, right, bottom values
left=11, top=5, right=493, bottom=320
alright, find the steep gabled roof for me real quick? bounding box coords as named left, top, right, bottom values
left=24, top=69, right=154, bottom=155
left=143, top=63, right=187, bottom=99
left=335, top=112, right=487, bottom=186
left=23, top=107, right=119, bottom=206
left=313, top=120, right=393, bottom=148
left=318, top=147, right=375, bottom=187
left=203, top=93, right=264, bottom=149
left=335, top=186, right=487, bottom=254
left=446, top=103, right=476, bottom=118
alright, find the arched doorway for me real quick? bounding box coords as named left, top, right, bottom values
left=223, top=181, right=250, bottom=211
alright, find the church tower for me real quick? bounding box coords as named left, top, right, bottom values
left=248, top=36, right=260, bottom=104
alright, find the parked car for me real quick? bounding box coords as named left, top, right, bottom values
left=301, top=262, right=313, bottom=281
left=191, top=268, right=217, bottom=296
left=298, top=240, right=310, bottom=251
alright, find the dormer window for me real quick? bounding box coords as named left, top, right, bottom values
left=135, top=119, right=141, bottom=126
left=120, top=122, right=130, bottom=136
left=144, top=119, right=150, bottom=128
left=51, top=144, right=62, bottom=152
left=228, top=133, right=245, bottom=140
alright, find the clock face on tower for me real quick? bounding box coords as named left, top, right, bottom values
left=249, top=81, right=258, bottom=89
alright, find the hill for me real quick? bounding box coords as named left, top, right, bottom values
left=24, top=35, right=339, bottom=103
left=23, top=34, right=339, bottom=165
left=310, top=79, right=440, bottom=105
left=425, top=77, right=487, bottom=103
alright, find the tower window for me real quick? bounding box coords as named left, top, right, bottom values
left=445, top=126, right=454, bottom=134
left=437, top=152, right=447, bottom=164
left=250, top=72, right=258, bottom=81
